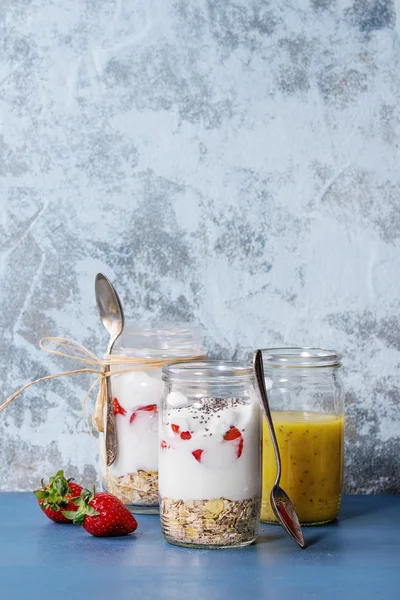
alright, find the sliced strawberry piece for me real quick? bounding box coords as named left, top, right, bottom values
left=137, top=404, right=158, bottom=412
left=130, top=404, right=158, bottom=424
left=237, top=437, right=244, bottom=458
left=113, top=398, right=126, bottom=416
left=160, top=440, right=170, bottom=450
left=192, top=449, right=203, bottom=462
left=223, top=426, right=241, bottom=441
left=171, top=424, right=191, bottom=439
left=224, top=426, right=244, bottom=458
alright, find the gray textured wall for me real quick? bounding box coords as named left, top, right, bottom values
left=1, top=0, right=399, bottom=493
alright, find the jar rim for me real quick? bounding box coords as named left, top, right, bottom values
left=162, top=360, right=254, bottom=383
left=260, top=347, right=341, bottom=368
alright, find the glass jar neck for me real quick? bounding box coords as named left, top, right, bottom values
left=114, top=322, right=204, bottom=359
left=166, top=379, right=256, bottom=399
left=163, top=361, right=255, bottom=399
left=265, top=365, right=341, bottom=382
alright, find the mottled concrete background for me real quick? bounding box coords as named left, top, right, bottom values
left=1, top=0, right=399, bottom=493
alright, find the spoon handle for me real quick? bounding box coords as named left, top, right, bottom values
left=105, top=365, right=118, bottom=466
left=253, top=349, right=281, bottom=485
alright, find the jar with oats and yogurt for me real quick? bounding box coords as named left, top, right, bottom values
left=159, top=361, right=262, bottom=548
left=100, top=324, right=205, bottom=514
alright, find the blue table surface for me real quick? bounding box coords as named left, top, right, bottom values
left=1, top=493, right=399, bottom=600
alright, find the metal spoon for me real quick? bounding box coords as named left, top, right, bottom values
left=95, top=273, right=125, bottom=466
left=253, top=349, right=305, bottom=548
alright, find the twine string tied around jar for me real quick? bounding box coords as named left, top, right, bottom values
left=0, top=336, right=205, bottom=435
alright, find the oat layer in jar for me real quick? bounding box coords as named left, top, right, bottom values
left=159, top=361, right=262, bottom=548
left=101, top=324, right=205, bottom=514
left=260, top=348, right=344, bottom=525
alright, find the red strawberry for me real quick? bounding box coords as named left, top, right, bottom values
left=171, top=423, right=180, bottom=434
left=130, top=404, right=158, bottom=424
left=113, top=398, right=126, bottom=416
left=160, top=440, right=170, bottom=450
left=64, top=488, right=138, bottom=537
left=33, top=470, right=83, bottom=524
left=224, top=426, right=244, bottom=458
left=192, top=449, right=203, bottom=462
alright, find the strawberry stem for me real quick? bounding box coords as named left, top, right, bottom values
left=33, top=470, right=76, bottom=511
left=63, top=487, right=99, bottom=524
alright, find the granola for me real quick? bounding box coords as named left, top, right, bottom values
left=160, top=497, right=259, bottom=547
left=105, top=470, right=159, bottom=506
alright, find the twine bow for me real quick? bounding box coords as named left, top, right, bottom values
left=0, top=337, right=205, bottom=434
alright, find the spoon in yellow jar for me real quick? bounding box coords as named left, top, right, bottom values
left=253, top=350, right=305, bottom=548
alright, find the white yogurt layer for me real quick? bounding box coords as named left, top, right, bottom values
left=107, top=369, right=164, bottom=477
left=158, top=393, right=262, bottom=501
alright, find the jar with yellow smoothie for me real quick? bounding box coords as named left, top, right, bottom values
left=260, top=348, right=344, bottom=526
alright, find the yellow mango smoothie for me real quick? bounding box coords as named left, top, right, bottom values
left=261, top=411, right=344, bottom=525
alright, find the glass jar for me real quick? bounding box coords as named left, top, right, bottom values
left=159, top=361, right=262, bottom=549
left=100, top=324, right=205, bottom=514
left=260, top=347, right=344, bottom=526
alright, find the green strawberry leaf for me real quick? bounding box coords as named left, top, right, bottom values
left=80, top=488, right=94, bottom=504
left=86, top=506, right=99, bottom=517
left=54, top=476, right=69, bottom=497
left=62, top=510, right=80, bottom=522
left=71, top=497, right=86, bottom=510
left=73, top=513, right=86, bottom=525
left=62, top=485, right=99, bottom=525
left=34, top=470, right=76, bottom=511
left=33, top=490, right=47, bottom=500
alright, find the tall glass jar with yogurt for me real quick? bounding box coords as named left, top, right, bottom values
left=159, top=361, right=262, bottom=548
left=101, top=324, right=205, bottom=514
